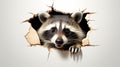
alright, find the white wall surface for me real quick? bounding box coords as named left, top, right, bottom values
left=0, top=0, right=120, bottom=67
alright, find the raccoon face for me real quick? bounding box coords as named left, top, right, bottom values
left=37, top=12, right=85, bottom=49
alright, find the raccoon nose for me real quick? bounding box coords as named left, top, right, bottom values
left=55, top=38, right=64, bottom=44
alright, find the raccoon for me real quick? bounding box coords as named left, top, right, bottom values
left=26, top=7, right=90, bottom=55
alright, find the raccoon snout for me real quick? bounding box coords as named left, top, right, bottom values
left=55, top=38, right=64, bottom=45
left=54, top=38, right=64, bottom=48
left=51, top=34, right=68, bottom=48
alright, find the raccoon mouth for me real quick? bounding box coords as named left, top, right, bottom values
left=55, top=44, right=63, bottom=48
left=55, top=43, right=75, bottom=50
left=48, top=43, right=75, bottom=50
left=48, top=43, right=63, bottom=48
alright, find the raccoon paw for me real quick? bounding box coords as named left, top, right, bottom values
left=69, top=46, right=81, bottom=54
left=69, top=45, right=82, bottom=61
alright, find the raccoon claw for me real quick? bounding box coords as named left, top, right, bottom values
left=69, top=46, right=81, bottom=54
left=69, top=46, right=82, bottom=61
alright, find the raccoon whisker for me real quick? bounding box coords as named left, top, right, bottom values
left=68, top=39, right=82, bottom=43
left=68, top=39, right=79, bottom=41
left=43, top=40, right=52, bottom=43
left=68, top=34, right=78, bottom=37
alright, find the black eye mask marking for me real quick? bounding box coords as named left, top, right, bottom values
left=63, top=28, right=78, bottom=39
left=42, top=27, right=57, bottom=40
left=51, top=27, right=57, bottom=33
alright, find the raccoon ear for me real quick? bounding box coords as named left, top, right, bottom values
left=71, top=12, right=83, bottom=23
left=38, top=12, right=50, bottom=23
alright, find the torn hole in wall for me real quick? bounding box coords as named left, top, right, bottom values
left=24, top=6, right=95, bottom=61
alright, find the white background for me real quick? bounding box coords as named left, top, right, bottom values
left=0, top=0, right=120, bottom=67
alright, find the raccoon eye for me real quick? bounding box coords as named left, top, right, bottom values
left=51, top=27, right=57, bottom=33
left=63, top=28, right=71, bottom=34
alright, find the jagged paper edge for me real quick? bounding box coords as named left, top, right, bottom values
left=25, top=26, right=40, bottom=46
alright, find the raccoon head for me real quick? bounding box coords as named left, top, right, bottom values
left=35, top=11, right=85, bottom=49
